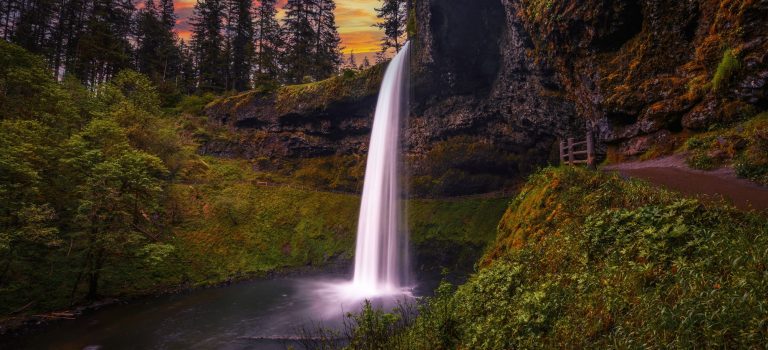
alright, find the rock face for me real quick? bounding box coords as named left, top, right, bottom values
left=203, top=65, right=386, bottom=159
left=508, top=0, right=768, bottom=159
left=203, top=0, right=767, bottom=193
left=204, top=0, right=577, bottom=195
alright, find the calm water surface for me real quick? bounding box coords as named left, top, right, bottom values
left=8, top=273, right=424, bottom=350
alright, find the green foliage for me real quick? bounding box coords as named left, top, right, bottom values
left=712, top=49, right=741, bottom=93
left=293, top=155, right=366, bottom=192
left=0, top=43, right=511, bottom=324
left=357, top=168, right=768, bottom=349
left=173, top=93, right=219, bottom=116
left=684, top=111, right=768, bottom=184
left=0, top=41, right=80, bottom=132
left=275, top=64, right=386, bottom=113
left=407, top=198, right=509, bottom=245
left=0, top=43, right=200, bottom=312
left=411, top=136, right=524, bottom=197
left=406, top=8, right=417, bottom=38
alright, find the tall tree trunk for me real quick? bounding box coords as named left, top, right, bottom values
left=87, top=248, right=104, bottom=300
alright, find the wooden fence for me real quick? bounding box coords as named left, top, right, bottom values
left=560, top=134, right=595, bottom=167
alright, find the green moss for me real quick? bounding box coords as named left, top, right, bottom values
left=407, top=8, right=417, bottom=38
left=142, top=157, right=512, bottom=288
left=276, top=64, right=386, bottom=113
left=712, top=49, right=741, bottom=93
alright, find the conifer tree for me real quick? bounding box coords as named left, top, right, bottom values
left=282, top=0, right=316, bottom=83
left=228, top=0, right=254, bottom=91
left=374, top=0, right=406, bottom=53
left=73, top=0, right=135, bottom=86
left=10, top=0, right=58, bottom=56
left=159, top=0, right=176, bottom=31
left=253, top=0, right=282, bottom=84
left=191, top=0, right=226, bottom=91
left=361, top=55, right=371, bottom=69
left=348, top=50, right=357, bottom=69
left=136, top=0, right=180, bottom=88
left=313, top=0, right=342, bottom=78
left=282, top=0, right=341, bottom=83
left=177, top=39, right=198, bottom=93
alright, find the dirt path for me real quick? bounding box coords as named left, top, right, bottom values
left=603, top=155, right=768, bottom=212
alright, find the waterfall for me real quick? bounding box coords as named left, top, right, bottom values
left=351, top=42, right=411, bottom=296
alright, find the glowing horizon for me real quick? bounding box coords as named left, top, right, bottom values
left=169, top=0, right=383, bottom=54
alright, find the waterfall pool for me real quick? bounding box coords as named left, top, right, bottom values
left=3, top=271, right=435, bottom=349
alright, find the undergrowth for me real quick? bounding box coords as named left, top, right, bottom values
left=684, top=111, right=768, bottom=184
left=329, top=167, right=768, bottom=349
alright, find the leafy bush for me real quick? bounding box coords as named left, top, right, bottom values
left=683, top=112, right=767, bottom=181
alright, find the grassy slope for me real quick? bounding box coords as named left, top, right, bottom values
left=384, top=167, right=768, bottom=349
left=95, top=157, right=510, bottom=298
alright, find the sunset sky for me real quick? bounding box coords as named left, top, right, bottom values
left=171, top=0, right=383, bottom=55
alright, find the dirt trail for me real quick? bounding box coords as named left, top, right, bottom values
left=603, top=155, right=768, bottom=212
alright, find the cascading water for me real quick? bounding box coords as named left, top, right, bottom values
left=350, top=42, right=412, bottom=297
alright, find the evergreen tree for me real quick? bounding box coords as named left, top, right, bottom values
left=177, top=39, right=198, bottom=94
left=228, top=0, right=254, bottom=91
left=348, top=50, right=357, bottom=69
left=361, top=55, right=371, bottom=69
left=253, top=0, right=282, bottom=84
left=159, top=0, right=175, bottom=31
left=135, top=0, right=164, bottom=77
left=10, top=0, right=59, bottom=56
left=135, top=0, right=180, bottom=100
left=282, top=0, right=341, bottom=83
left=73, top=0, right=135, bottom=86
left=374, top=0, right=406, bottom=53
left=190, top=0, right=226, bottom=91
left=282, top=0, right=316, bottom=84
left=313, top=0, right=342, bottom=79
left=156, top=0, right=181, bottom=83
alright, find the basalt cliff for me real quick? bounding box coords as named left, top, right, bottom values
left=203, top=0, right=767, bottom=193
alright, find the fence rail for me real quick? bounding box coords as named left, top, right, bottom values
left=560, top=134, right=595, bottom=167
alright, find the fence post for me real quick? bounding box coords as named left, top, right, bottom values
left=567, top=138, right=575, bottom=166
left=586, top=133, right=595, bottom=168
left=559, top=140, right=566, bottom=165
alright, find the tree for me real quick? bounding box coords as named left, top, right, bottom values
left=71, top=0, right=135, bottom=86
left=177, top=40, right=198, bottom=94
left=313, top=0, right=342, bottom=79
left=253, top=0, right=282, bottom=84
left=347, top=50, right=357, bottom=69
left=191, top=0, right=226, bottom=91
left=282, top=0, right=316, bottom=84
left=361, top=56, right=371, bottom=69
left=135, top=0, right=164, bottom=78
left=10, top=0, right=59, bottom=57
left=159, top=0, right=175, bottom=31
left=282, top=0, right=342, bottom=83
left=228, top=0, right=254, bottom=91
left=374, top=0, right=406, bottom=54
